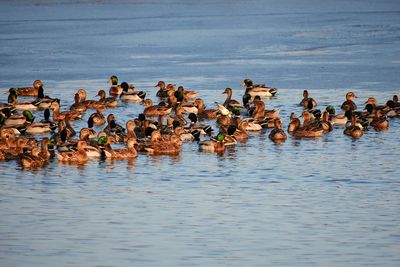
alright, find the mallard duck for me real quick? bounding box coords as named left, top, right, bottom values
left=177, top=86, right=198, bottom=100
left=370, top=109, right=389, bottom=130
left=108, top=75, right=122, bottom=96
left=19, top=147, right=45, bottom=169
left=269, top=118, right=287, bottom=142
left=96, top=89, right=118, bottom=107
left=103, top=114, right=125, bottom=137
left=288, top=112, right=324, bottom=137
left=143, top=99, right=172, bottom=117
left=77, top=89, right=106, bottom=109
left=178, top=101, right=199, bottom=114
left=240, top=79, right=277, bottom=97
left=239, top=118, right=262, bottom=131
left=154, top=81, right=169, bottom=98
left=108, top=138, right=138, bottom=159
left=0, top=128, right=17, bottom=150
left=119, top=82, right=146, bottom=102
left=88, top=107, right=106, bottom=126
left=384, top=100, right=400, bottom=118
left=144, top=130, right=182, bottom=155
left=252, top=99, right=279, bottom=120
left=287, top=113, right=301, bottom=133
left=299, top=90, right=317, bottom=108
left=195, top=99, right=218, bottom=120
left=69, top=93, right=87, bottom=112
left=319, top=111, right=333, bottom=132
left=344, top=114, right=364, bottom=138
left=227, top=122, right=248, bottom=142
left=14, top=80, right=43, bottom=97
left=341, top=92, right=358, bottom=111
left=8, top=88, right=39, bottom=111
left=199, top=132, right=225, bottom=153
left=56, top=140, right=88, bottom=163
left=2, top=109, right=33, bottom=127
left=223, top=88, right=242, bottom=109
left=50, top=101, right=82, bottom=122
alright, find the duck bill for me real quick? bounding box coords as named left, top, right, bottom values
left=107, top=79, right=112, bottom=84
left=240, top=82, right=246, bottom=87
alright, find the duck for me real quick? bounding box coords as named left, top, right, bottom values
left=240, top=79, right=277, bottom=98
left=341, top=92, right=358, bottom=111
left=50, top=101, right=82, bottom=122
left=299, top=90, right=317, bottom=108
left=103, top=114, right=125, bottom=137
left=56, top=140, right=88, bottom=163
left=107, top=138, right=139, bottom=159
left=195, top=98, right=219, bottom=120
left=143, top=99, right=172, bottom=117
left=96, top=89, right=118, bottom=107
left=108, top=75, right=123, bottom=96
left=77, top=89, right=106, bottom=109
left=144, top=130, right=182, bottom=155
left=252, top=99, right=279, bottom=120
left=226, top=124, right=248, bottom=142
left=392, top=95, right=400, bottom=107
left=88, top=107, right=106, bottom=126
left=344, top=114, right=364, bottom=138
left=154, top=81, right=169, bottom=98
left=178, top=101, right=199, bottom=114
left=384, top=100, right=400, bottom=118
left=240, top=118, right=263, bottom=131
left=19, top=147, right=45, bottom=169
left=2, top=109, right=33, bottom=127
left=370, top=109, right=389, bottom=130
left=269, top=118, right=287, bottom=142
left=0, top=128, right=17, bottom=150
left=325, top=105, right=348, bottom=126
left=319, top=111, right=333, bottom=133
left=69, top=93, right=87, bottom=112
left=223, top=88, right=242, bottom=109
left=8, top=88, right=39, bottom=111
left=199, top=132, right=225, bottom=153
left=14, top=80, right=44, bottom=97
left=289, top=112, right=324, bottom=138
left=288, top=113, right=301, bottom=133
left=119, top=82, right=146, bottom=103
left=176, top=86, right=198, bottom=100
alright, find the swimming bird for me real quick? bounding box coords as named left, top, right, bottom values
left=143, top=99, right=172, bottom=117
left=120, top=82, right=146, bottom=102
left=56, top=140, right=88, bottom=163
left=199, top=132, right=225, bottom=153
left=344, top=114, right=364, bottom=138
left=14, top=80, right=44, bottom=97
left=299, top=90, right=317, bottom=108
left=223, top=88, right=242, bottom=109
left=97, top=89, right=118, bottom=107
left=341, top=92, right=358, bottom=111
left=269, top=118, right=287, bottom=142
left=240, top=79, right=277, bottom=98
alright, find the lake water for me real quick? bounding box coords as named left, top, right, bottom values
left=0, top=1, right=400, bottom=266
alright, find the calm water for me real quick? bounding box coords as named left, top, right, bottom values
left=1, top=1, right=400, bottom=266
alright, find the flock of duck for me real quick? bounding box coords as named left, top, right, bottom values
left=0, top=76, right=399, bottom=169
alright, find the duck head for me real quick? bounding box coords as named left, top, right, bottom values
left=241, top=79, right=253, bottom=87
left=108, top=75, right=118, bottom=85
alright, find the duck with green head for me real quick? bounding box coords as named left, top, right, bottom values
left=108, top=75, right=123, bottom=96
left=241, top=78, right=277, bottom=98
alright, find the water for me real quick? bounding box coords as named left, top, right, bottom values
left=1, top=1, right=400, bottom=266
